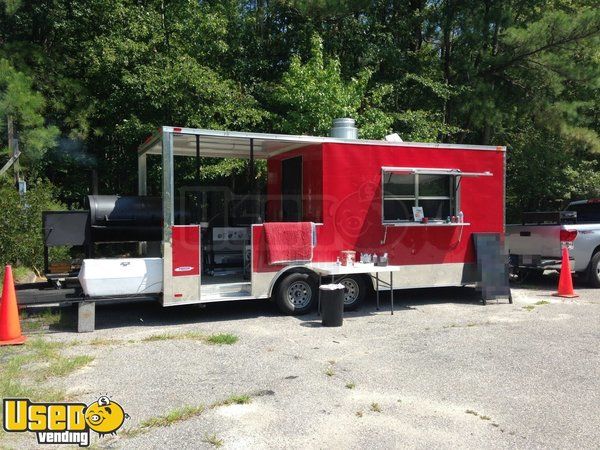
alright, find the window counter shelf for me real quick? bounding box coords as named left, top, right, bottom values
left=383, top=222, right=470, bottom=227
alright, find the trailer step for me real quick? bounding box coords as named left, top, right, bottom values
left=201, top=282, right=251, bottom=298
left=200, top=291, right=255, bottom=303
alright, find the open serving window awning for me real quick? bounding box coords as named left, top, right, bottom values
left=139, top=127, right=326, bottom=159
left=138, top=126, right=505, bottom=159
left=381, top=166, right=493, bottom=177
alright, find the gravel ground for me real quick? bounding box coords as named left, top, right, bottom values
left=4, top=274, right=599, bottom=449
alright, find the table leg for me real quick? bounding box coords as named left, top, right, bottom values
left=390, top=272, right=394, bottom=315
left=376, top=273, right=380, bottom=311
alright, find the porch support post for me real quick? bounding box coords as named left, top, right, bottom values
left=195, top=135, right=201, bottom=186
left=162, top=130, right=175, bottom=236
left=137, top=150, right=148, bottom=255
left=162, top=130, right=175, bottom=302
left=249, top=138, right=258, bottom=220
left=138, top=153, right=147, bottom=195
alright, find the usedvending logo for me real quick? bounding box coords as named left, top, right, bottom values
left=3, top=396, right=129, bottom=446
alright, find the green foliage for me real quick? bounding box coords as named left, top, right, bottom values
left=269, top=34, right=395, bottom=139
left=0, top=59, right=59, bottom=170
left=492, top=7, right=600, bottom=150
left=0, top=178, right=64, bottom=270
left=0, top=0, right=598, bottom=217
left=1, top=0, right=20, bottom=15
left=0, top=266, right=34, bottom=291
left=506, top=126, right=600, bottom=221
left=564, top=160, right=600, bottom=200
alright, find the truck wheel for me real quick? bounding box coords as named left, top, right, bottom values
left=275, top=272, right=317, bottom=315
left=588, top=252, right=600, bottom=288
left=339, top=276, right=367, bottom=311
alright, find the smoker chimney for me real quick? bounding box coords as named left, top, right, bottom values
left=330, top=118, right=358, bottom=139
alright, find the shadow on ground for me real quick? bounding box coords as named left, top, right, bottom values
left=24, top=273, right=591, bottom=333
left=33, top=286, right=489, bottom=332
left=511, top=270, right=592, bottom=291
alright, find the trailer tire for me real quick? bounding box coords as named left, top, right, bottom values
left=588, top=252, right=600, bottom=288
left=275, top=272, right=317, bottom=315
left=339, top=276, right=367, bottom=311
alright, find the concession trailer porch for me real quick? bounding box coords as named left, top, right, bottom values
left=71, top=123, right=506, bottom=315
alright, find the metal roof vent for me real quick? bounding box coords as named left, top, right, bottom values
left=330, top=118, right=358, bottom=139
left=385, top=133, right=403, bottom=142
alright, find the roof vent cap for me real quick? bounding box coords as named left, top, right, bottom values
left=330, top=118, right=358, bottom=139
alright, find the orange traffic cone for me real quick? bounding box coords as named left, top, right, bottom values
left=0, top=265, right=27, bottom=345
left=552, top=247, right=579, bottom=299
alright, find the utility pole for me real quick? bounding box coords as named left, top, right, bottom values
left=7, top=115, right=21, bottom=185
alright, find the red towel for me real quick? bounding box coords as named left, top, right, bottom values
left=264, top=222, right=313, bottom=265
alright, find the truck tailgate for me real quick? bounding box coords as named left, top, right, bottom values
left=506, top=225, right=561, bottom=258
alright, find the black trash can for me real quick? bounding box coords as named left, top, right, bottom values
left=320, top=283, right=345, bottom=327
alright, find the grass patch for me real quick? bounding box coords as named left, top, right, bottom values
left=14, top=266, right=35, bottom=281
left=522, top=305, right=535, bottom=311
left=355, top=411, right=363, bottom=417
left=122, top=393, right=253, bottom=438
left=1, top=266, right=35, bottom=290
left=215, top=394, right=252, bottom=407
left=370, top=402, right=382, bottom=413
left=20, top=308, right=61, bottom=333
left=345, top=382, right=356, bottom=389
left=141, top=333, right=183, bottom=342
left=206, top=333, right=238, bottom=345
left=535, top=300, right=550, bottom=306
left=0, top=338, right=92, bottom=402
left=141, top=331, right=238, bottom=345
left=36, top=355, right=94, bottom=380
left=0, top=267, right=35, bottom=306
left=89, top=338, right=122, bottom=346
left=140, top=405, right=206, bottom=429
left=480, top=415, right=491, bottom=421
left=203, top=433, right=224, bottom=448
left=325, top=366, right=335, bottom=377
left=0, top=337, right=91, bottom=442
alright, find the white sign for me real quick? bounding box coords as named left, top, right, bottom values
left=412, top=206, right=424, bottom=222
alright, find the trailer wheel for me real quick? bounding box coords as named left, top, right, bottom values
left=275, top=272, right=317, bottom=315
left=339, top=276, right=366, bottom=311
left=588, top=252, right=600, bottom=288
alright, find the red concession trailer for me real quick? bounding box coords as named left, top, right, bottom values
left=76, top=124, right=506, bottom=314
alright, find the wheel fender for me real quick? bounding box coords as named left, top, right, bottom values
left=267, top=265, right=319, bottom=298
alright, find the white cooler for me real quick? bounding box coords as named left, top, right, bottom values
left=78, top=258, right=163, bottom=297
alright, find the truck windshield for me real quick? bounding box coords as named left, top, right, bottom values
left=566, top=203, right=600, bottom=223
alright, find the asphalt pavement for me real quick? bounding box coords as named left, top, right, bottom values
left=4, top=274, right=599, bottom=449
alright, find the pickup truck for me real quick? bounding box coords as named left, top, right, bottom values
left=506, top=199, right=600, bottom=287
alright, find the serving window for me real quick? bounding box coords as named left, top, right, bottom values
left=383, top=172, right=455, bottom=222
left=381, top=167, right=493, bottom=224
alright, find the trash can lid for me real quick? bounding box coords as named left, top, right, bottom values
left=319, top=283, right=345, bottom=290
